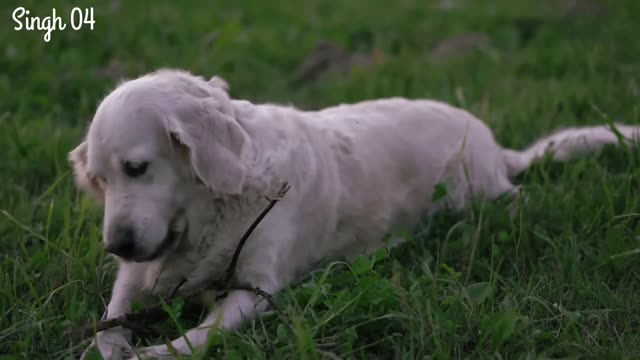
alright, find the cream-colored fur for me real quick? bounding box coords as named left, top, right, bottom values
left=70, top=69, right=640, bottom=359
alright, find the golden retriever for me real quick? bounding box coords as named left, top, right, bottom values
left=70, top=69, right=639, bottom=359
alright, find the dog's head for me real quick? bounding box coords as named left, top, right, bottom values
left=69, top=70, right=251, bottom=262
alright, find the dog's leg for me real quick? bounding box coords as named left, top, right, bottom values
left=132, top=287, right=272, bottom=359
left=82, top=263, right=148, bottom=360
left=132, top=216, right=292, bottom=359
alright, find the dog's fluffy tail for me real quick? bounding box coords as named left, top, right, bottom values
left=502, top=124, right=640, bottom=177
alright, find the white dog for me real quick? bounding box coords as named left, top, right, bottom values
left=70, top=69, right=639, bottom=359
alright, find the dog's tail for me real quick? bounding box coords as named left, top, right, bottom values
left=502, top=124, right=640, bottom=177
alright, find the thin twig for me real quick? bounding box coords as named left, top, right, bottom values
left=168, top=277, right=187, bottom=299
left=223, top=182, right=291, bottom=283
left=68, top=182, right=292, bottom=340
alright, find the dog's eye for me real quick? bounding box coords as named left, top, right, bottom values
left=122, top=161, right=149, bottom=178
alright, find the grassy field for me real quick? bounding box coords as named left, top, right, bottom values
left=2, top=0, right=640, bottom=358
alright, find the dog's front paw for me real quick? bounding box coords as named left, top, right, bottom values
left=81, top=327, right=133, bottom=360
left=128, top=344, right=177, bottom=360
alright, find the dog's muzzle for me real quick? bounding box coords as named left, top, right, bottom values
left=106, top=211, right=187, bottom=262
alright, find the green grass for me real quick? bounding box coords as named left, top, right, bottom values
left=2, top=0, right=640, bottom=358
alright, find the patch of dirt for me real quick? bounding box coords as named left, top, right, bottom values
left=561, top=0, right=608, bottom=17
left=429, top=32, right=492, bottom=63
left=293, top=40, right=385, bottom=84
left=94, top=59, right=128, bottom=80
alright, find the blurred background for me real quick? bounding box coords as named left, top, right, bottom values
left=2, top=0, right=639, bottom=189
left=1, top=0, right=640, bottom=358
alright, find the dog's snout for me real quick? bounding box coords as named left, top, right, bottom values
left=105, top=226, right=136, bottom=259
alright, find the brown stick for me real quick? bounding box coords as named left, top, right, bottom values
left=68, top=182, right=291, bottom=340
left=223, top=182, right=291, bottom=283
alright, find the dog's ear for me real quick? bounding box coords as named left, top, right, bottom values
left=167, top=95, right=251, bottom=194
left=68, top=140, right=105, bottom=202
left=208, top=76, right=229, bottom=92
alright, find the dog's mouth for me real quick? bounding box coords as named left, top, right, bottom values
left=133, top=211, right=187, bottom=263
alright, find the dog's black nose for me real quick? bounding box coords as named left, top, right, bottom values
left=105, top=226, right=136, bottom=259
